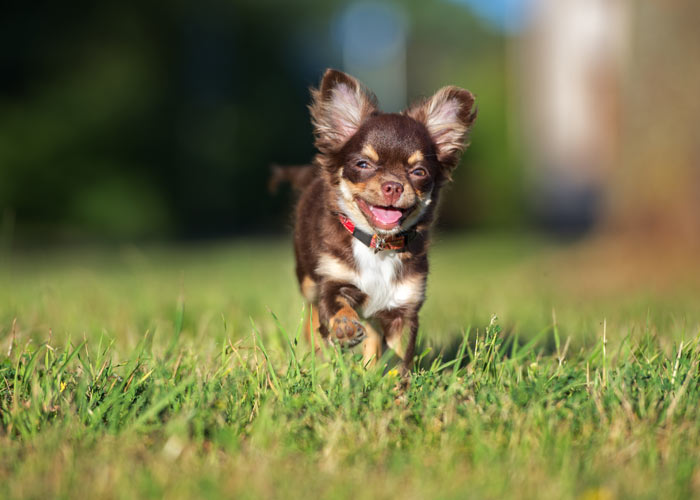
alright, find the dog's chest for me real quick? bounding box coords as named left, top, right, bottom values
left=352, top=240, right=419, bottom=317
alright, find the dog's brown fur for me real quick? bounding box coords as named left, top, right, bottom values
left=288, top=69, right=476, bottom=372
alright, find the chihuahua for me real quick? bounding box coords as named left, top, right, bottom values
left=284, top=69, right=476, bottom=372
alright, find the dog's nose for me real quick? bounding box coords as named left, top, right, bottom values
left=381, top=181, right=403, bottom=204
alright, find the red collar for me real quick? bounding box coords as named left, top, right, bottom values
left=337, top=213, right=416, bottom=252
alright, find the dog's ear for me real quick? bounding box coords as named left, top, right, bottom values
left=406, top=86, right=476, bottom=174
left=310, top=69, right=377, bottom=154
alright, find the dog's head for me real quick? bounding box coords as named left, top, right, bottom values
left=310, top=69, right=476, bottom=235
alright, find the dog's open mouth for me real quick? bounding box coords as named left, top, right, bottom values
left=355, top=198, right=412, bottom=231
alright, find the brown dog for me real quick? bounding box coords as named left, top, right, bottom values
left=288, top=69, right=476, bottom=372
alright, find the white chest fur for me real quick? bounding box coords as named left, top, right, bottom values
left=351, top=240, right=423, bottom=317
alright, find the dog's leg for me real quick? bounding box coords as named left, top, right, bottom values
left=304, top=303, right=325, bottom=352
left=300, top=276, right=327, bottom=352
left=362, top=321, right=383, bottom=367
left=401, top=315, right=419, bottom=375
left=318, top=281, right=367, bottom=347
left=382, top=314, right=405, bottom=359
left=382, top=312, right=418, bottom=375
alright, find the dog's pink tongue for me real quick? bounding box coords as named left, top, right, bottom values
left=370, top=206, right=403, bottom=224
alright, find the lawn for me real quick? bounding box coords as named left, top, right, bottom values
left=1, top=234, right=699, bottom=499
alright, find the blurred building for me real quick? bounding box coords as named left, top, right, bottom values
left=516, top=0, right=628, bottom=233
left=515, top=0, right=700, bottom=241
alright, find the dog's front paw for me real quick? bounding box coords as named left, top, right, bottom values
left=329, top=307, right=366, bottom=347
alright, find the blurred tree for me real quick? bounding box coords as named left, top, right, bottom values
left=0, top=1, right=323, bottom=241
left=0, top=0, right=524, bottom=243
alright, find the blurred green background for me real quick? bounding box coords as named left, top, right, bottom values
left=1, top=0, right=699, bottom=245
left=0, top=0, right=524, bottom=243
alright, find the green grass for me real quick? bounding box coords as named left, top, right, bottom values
left=1, top=235, right=700, bottom=499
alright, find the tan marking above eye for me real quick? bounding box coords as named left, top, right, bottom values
left=361, top=144, right=380, bottom=163
left=407, top=150, right=424, bottom=165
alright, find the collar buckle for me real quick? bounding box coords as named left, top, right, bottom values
left=372, top=235, right=385, bottom=252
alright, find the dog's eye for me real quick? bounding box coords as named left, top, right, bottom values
left=356, top=160, right=370, bottom=169
left=410, top=167, right=428, bottom=178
